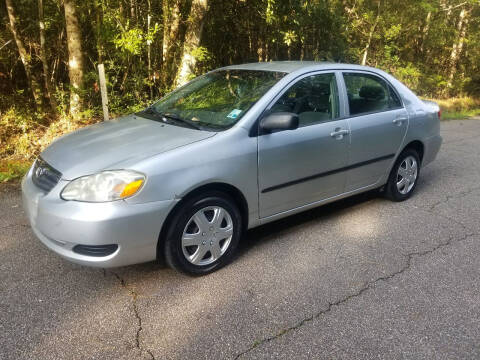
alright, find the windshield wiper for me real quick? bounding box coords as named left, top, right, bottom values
left=139, top=107, right=203, bottom=131
left=140, top=105, right=163, bottom=118
left=161, top=112, right=202, bottom=130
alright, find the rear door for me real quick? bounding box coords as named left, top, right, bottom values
left=257, top=72, right=350, bottom=218
left=340, top=71, right=408, bottom=191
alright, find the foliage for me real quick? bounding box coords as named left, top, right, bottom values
left=2, top=0, right=480, bottom=109
left=0, top=160, right=31, bottom=183
left=431, top=97, right=480, bottom=120
left=441, top=109, right=480, bottom=120
left=0, top=102, right=100, bottom=161
left=1, top=0, right=480, bottom=171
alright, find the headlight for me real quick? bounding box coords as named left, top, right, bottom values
left=61, top=170, right=145, bottom=202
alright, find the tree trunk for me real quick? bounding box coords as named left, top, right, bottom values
left=130, top=0, right=135, bottom=21
left=175, top=0, right=208, bottom=87
left=162, top=0, right=182, bottom=86
left=257, top=37, right=265, bottom=62
left=64, top=0, right=85, bottom=117
left=420, top=11, right=431, bottom=54
left=5, top=0, right=43, bottom=109
left=95, top=0, right=104, bottom=63
left=361, top=2, right=380, bottom=66
left=147, top=0, right=153, bottom=99
left=447, top=7, right=469, bottom=92
left=38, top=0, right=57, bottom=111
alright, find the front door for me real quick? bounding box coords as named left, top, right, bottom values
left=258, top=72, right=350, bottom=218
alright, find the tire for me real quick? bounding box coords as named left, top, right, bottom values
left=163, top=191, right=242, bottom=275
left=384, top=148, right=421, bottom=202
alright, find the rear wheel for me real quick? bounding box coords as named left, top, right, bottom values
left=164, top=192, right=242, bottom=275
left=385, top=149, right=420, bottom=202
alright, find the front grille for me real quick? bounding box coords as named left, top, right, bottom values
left=73, top=244, right=119, bottom=257
left=32, top=157, right=62, bottom=193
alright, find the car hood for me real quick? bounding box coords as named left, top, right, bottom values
left=40, top=114, right=215, bottom=179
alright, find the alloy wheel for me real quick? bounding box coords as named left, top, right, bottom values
left=181, top=206, right=234, bottom=266
left=396, top=155, right=418, bottom=195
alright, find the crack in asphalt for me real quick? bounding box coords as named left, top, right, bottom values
left=0, top=223, right=29, bottom=230
left=428, top=186, right=480, bottom=211
left=108, top=270, right=155, bottom=360
left=234, top=206, right=477, bottom=359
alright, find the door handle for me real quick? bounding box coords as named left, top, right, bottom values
left=393, top=117, right=408, bottom=125
left=330, top=128, right=350, bottom=139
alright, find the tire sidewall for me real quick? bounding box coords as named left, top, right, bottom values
left=164, top=192, right=242, bottom=275
left=386, top=149, right=421, bottom=201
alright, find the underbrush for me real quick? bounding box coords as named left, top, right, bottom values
left=0, top=106, right=101, bottom=183
left=1, top=96, right=480, bottom=183
left=428, top=97, right=480, bottom=120
left=0, top=160, right=31, bottom=183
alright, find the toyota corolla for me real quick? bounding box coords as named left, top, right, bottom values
left=22, top=62, right=442, bottom=275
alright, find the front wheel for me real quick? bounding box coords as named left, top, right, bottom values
left=163, top=192, right=242, bottom=275
left=384, top=149, right=420, bottom=202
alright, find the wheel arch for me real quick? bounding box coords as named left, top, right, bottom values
left=156, top=182, right=249, bottom=260
left=402, top=140, right=425, bottom=163
left=383, top=139, right=425, bottom=191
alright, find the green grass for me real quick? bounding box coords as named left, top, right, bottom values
left=428, top=97, right=480, bottom=121
left=442, top=108, right=480, bottom=120
left=0, top=160, right=31, bottom=183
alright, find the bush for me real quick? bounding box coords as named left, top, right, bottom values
left=0, top=160, right=31, bottom=183
left=0, top=103, right=101, bottom=162
left=427, top=97, right=480, bottom=120
left=434, top=97, right=480, bottom=112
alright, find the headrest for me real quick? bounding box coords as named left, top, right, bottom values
left=359, top=85, right=385, bottom=100
left=312, top=82, right=330, bottom=95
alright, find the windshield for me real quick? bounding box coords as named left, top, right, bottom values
left=147, top=69, right=286, bottom=130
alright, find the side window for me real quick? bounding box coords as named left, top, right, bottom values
left=270, top=73, right=340, bottom=127
left=343, top=73, right=401, bottom=116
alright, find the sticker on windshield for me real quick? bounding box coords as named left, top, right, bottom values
left=227, top=109, right=242, bottom=119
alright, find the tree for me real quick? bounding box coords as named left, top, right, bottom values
left=175, top=0, right=209, bottom=86
left=5, top=0, right=43, bottom=109
left=361, top=1, right=381, bottom=66
left=38, top=0, right=57, bottom=111
left=63, top=0, right=85, bottom=116
left=2, top=0, right=480, bottom=120
left=95, top=0, right=104, bottom=63
left=447, top=6, right=470, bottom=92
left=162, top=0, right=183, bottom=86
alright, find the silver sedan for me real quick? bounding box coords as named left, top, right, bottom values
left=22, top=62, right=442, bottom=275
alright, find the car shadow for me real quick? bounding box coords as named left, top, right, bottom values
left=236, top=189, right=381, bottom=259
left=236, top=166, right=437, bottom=260
left=122, top=167, right=440, bottom=275
left=123, top=189, right=382, bottom=274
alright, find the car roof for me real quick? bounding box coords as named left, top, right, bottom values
left=219, top=61, right=376, bottom=74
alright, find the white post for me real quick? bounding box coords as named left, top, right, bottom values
left=98, top=63, right=109, bottom=121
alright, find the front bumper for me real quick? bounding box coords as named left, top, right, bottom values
left=22, top=168, right=178, bottom=267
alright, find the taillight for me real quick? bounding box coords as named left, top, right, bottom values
left=438, top=109, right=442, bottom=120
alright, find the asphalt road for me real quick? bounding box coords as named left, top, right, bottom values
left=1, top=119, right=480, bottom=360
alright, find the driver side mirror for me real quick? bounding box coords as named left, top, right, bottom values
left=260, top=112, right=299, bottom=133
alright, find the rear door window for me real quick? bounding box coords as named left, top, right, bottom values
left=343, top=73, right=402, bottom=116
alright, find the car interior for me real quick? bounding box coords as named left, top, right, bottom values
left=343, top=73, right=402, bottom=115
left=347, top=84, right=388, bottom=114
left=270, top=74, right=339, bottom=127
left=268, top=73, right=401, bottom=126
